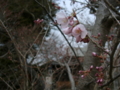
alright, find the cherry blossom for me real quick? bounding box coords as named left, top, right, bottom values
left=56, top=11, right=68, bottom=28
left=90, top=65, right=94, bottom=69
left=72, top=24, right=87, bottom=39
left=92, top=52, right=97, bottom=57
left=56, top=11, right=88, bottom=43
left=56, top=11, right=75, bottom=35
left=81, top=75, right=85, bottom=78
left=62, top=27, right=73, bottom=35
left=34, top=18, right=43, bottom=24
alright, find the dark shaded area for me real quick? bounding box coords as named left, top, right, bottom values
left=0, top=0, right=58, bottom=89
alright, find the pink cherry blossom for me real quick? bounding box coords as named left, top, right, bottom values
left=68, top=16, right=74, bottom=26
left=62, top=27, right=73, bottom=35
left=98, top=66, right=103, bottom=71
left=81, top=75, right=84, bottom=78
left=99, top=78, right=103, bottom=82
left=72, top=24, right=87, bottom=39
left=79, top=70, right=84, bottom=74
left=56, top=11, right=88, bottom=43
left=105, top=49, right=109, bottom=53
left=92, top=52, right=97, bottom=56
left=34, top=19, right=43, bottom=24
left=56, top=11, right=68, bottom=28
left=96, top=66, right=99, bottom=70
left=97, top=78, right=103, bottom=86
left=97, top=79, right=100, bottom=83
left=90, top=65, right=94, bottom=70
left=98, top=33, right=101, bottom=37
left=56, top=11, right=76, bottom=35
left=56, top=11, right=75, bottom=27
left=75, top=36, right=82, bottom=43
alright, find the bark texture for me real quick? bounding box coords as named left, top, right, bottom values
left=77, top=0, right=114, bottom=90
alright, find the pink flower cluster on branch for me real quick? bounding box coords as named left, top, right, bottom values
left=79, top=65, right=94, bottom=78
left=56, top=11, right=88, bottom=43
left=79, top=65, right=104, bottom=86
left=95, top=66, right=104, bottom=86
left=34, top=18, right=43, bottom=24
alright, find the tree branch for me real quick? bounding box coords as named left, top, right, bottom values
left=100, top=73, right=120, bottom=88
left=64, top=62, right=76, bottom=90
left=109, top=29, right=120, bottom=79
left=35, top=0, right=82, bottom=68
left=88, top=35, right=110, bottom=56
left=104, top=0, right=120, bottom=15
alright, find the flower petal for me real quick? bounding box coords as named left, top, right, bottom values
left=56, top=11, right=68, bottom=25
left=72, top=26, right=81, bottom=37
left=72, top=24, right=87, bottom=38
left=75, top=36, right=82, bottom=43
left=62, top=27, right=72, bottom=35
left=79, top=24, right=87, bottom=38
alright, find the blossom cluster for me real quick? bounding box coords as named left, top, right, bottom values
left=95, top=66, right=104, bottom=86
left=79, top=65, right=104, bottom=86
left=56, top=11, right=88, bottom=43
left=34, top=18, right=43, bottom=24
left=79, top=65, right=94, bottom=78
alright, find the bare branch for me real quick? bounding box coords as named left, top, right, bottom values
left=0, top=77, right=14, bottom=90
left=104, top=0, right=120, bottom=15
left=100, top=73, right=120, bottom=88
left=0, top=20, right=25, bottom=59
left=35, top=0, right=82, bottom=68
left=64, top=62, right=76, bottom=90
left=0, top=51, right=8, bottom=58
left=88, top=35, right=110, bottom=55
left=109, top=30, right=120, bottom=79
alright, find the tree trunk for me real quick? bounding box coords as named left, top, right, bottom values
left=77, top=1, right=114, bottom=90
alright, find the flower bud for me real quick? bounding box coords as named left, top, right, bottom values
left=81, top=75, right=84, bottom=78
left=96, top=66, right=99, bottom=70
left=98, top=66, right=103, bottom=71
left=99, top=78, right=103, bottom=82
left=34, top=19, right=43, bottom=24
left=90, top=65, right=94, bottom=70
left=98, top=33, right=101, bottom=37
left=92, top=52, right=97, bottom=57
left=79, top=70, right=83, bottom=74
left=95, top=73, right=98, bottom=77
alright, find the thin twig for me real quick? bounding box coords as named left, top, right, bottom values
left=0, top=20, right=25, bottom=58
left=100, top=73, right=120, bottom=88
left=0, top=51, right=8, bottom=58
left=88, top=35, right=110, bottom=55
left=24, top=26, right=43, bottom=57
left=104, top=0, right=120, bottom=16
left=113, top=64, right=120, bottom=68
left=35, top=0, right=82, bottom=68
left=109, top=24, right=120, bottom=79
left=0, top=77, right=14, bottom=90
left=103, top=0, right=120, bottom=80
left=64, top=62, right=76, bottom=90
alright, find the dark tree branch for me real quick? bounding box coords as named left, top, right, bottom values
left=113, top=64, right=120, bottom=68
left=88, top=36, right=110, bottom=55
left=109, top=25, right=120, bottom=79
left=100, top=73, right=120, bottom=88
left=109, top=41, right=119, bottom=79
left=35, top=0, right=82, bottom=69
left=104, top=0, right=120, bottom=15
left=0, top=52, right=8, bottom=58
